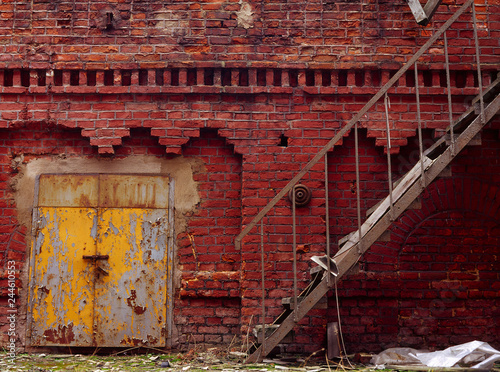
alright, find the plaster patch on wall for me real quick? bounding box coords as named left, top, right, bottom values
left=14, top=155, right=202, bottom=236
left=153, top=9, right=189, bottom=36
left=236, top=2, right=254, bottom=29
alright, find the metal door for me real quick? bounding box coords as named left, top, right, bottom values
left=29, top=174, right=170, bottom=347
left=94, top=175, right=169, bottom=347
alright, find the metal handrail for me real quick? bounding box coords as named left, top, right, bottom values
left=235, top=0, right=475, bottom=251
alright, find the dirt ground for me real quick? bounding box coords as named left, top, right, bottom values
left=2, top=348, right=499, bottom=372
left=0, top=347, right=372, bottom=372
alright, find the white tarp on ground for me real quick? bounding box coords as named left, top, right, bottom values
left=371, top=341, right=500, bottom=369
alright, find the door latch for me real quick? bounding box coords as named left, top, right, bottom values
left=83, top=255, right=110, bottom=277
left=83, top=254, right=109, bottom=260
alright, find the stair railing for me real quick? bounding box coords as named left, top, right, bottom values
left=235, top=0, right=485, bottom=359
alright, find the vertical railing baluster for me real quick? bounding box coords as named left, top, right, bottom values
left=472, top=1, right=485, bottom=124
left=444, top=31, right=455, bottom=155
left=354, top=122, right=363, bottom=254
left=384, top=93, right=395, bottom=220
left=325, top=154, right=331, bottom=285
left=414, top=63, right=425, bottom=187
left=260, top=219, right=265, bottom=356
left=292, top=186, right=298, bottom=321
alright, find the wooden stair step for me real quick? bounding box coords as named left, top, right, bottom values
left=379, top=230, right=391, bottom=242
left=339, top=229, right=391, bottom=249
left=438, top=166, right=452, bottom=178
left=310, top=265, right=324, bottom=276
left=338, top=231, right=356, bottom=247
left=365, top=196, right=422, bottom=219
left=407, top=0, right=428, bottom=25
left=445, top=132, right=481, bottom=146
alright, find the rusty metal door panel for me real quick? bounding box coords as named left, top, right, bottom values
left=30, top=207, right=97, bottom=346
left=37, top=174, right=99, bottom=208
left=29, top=174, right=171, bottom=348
left=99, top=175, right=169, bottom=209
left=94, top=208, right=168, bottom=347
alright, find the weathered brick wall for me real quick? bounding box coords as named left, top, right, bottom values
left=0, top=0, right=499, bottom=355
left=1, top=83, right=499, bottom=353
left=1, top=0, right=498, bottom=67
left=1, top=68, right=494, bottom=155
left=175, top=131, right=243, bottom=347
left=332, top=129, right=500, bottom=353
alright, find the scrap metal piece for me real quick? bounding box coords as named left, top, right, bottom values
left=311, top=255, right=339, bottom=277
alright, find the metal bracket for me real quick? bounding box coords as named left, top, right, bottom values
left=311, top=255, right=339, bottom=277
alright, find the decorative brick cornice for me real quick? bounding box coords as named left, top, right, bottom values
left=1, top=67, right=497, bottom=155
left=0, top=67, right=494, bottom=96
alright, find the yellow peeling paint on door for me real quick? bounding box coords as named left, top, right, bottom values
left=95, top=208, right=168, bottom=346
left=31, top=207, right=97, bottom=346
left=29, top=174, right=170, bottom=347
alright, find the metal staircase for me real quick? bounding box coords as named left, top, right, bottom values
left=235, top=0, right=500, bottom=363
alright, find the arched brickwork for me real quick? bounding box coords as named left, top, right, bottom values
left=397, top=208, right=499, bottom=348
left=175, top=129, right=243, bottom=348
left=334, top=176, right=500, bottom=353
left=394, top=177, right=500, bottom=349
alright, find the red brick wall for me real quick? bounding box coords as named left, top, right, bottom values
left=0, top=0, right=499, bottom=354
left=333, top=130, right=500, bottom=353
left=1, top=0, right=498, bottom=68
left=1, top=89, right=499, bottom=353
left=176, top=130, right=243, bottom=347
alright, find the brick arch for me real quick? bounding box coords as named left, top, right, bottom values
left=389, top=177, right=500, bottom=349
left=174, top=128, right=243, bottom=348
left=337, top=176, right=500, bottom=353
left=387, top=177, right=500, bottom=246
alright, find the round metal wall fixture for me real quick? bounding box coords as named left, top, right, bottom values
left=288, top=184, right=312, bottom=207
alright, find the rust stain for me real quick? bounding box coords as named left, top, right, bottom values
left=99, top=175, right=168, bottom=208
left=43, top=324, right=76, bottom=344
left=79, top=194, right=92, bottom=208
left=120, top=336, right=148, bottom=346
left=148, top=335, right=159, bottom=344
left=126, top=290, right=147, bottom=315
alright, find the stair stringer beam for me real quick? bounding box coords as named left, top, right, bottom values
left=246, top=92, right=500, bottom=364
left=245, top=273, right=334, bottom=363
left=335, top=92, right=500, bottom=276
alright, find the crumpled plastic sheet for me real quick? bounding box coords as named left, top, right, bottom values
left=371, top=341, right=500, bottom=369
left=371, top=347, right=424, bottom=366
